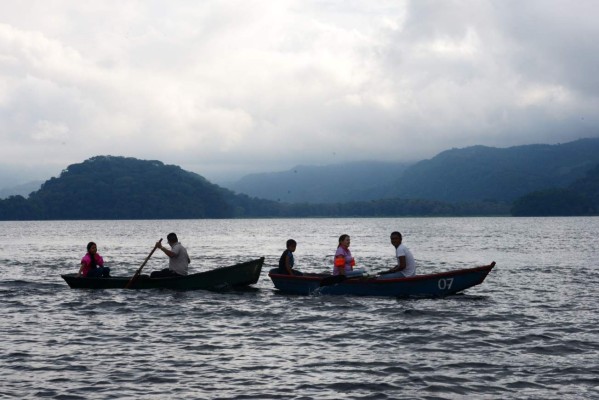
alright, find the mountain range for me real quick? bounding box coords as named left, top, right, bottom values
left=1, top=138, right=598, bottom=219
left=225, top=161, right=411, bottom=204
left=224, top=138, right=599, bottom=204
left=0, top=156, right=506, bottom=220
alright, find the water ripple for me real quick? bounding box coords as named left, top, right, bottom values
left=1, top=217, right=599, bottom=399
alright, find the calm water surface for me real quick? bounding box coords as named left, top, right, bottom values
left=1, top=217, right=598, bottom=399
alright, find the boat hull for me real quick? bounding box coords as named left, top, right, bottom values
left=62, top=257, right=264, bottom=290
left=269, top=262, right=495, bottom=298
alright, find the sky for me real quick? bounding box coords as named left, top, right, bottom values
left=1, top=0, right=598, bottom=187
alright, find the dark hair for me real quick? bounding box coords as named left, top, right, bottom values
left=167, top=233, right=178, bottom=243
left=338, top=234, right=350, bottom=247
left=390, top=231, right=402, bottom=240
left=286, top=239, right=297, bottom=248
left=86, top=242, right=97, bottom=268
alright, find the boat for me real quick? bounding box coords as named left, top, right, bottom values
left=61, top=257, right=264, bottom=290
left=268, top=261, right=495, bottom=298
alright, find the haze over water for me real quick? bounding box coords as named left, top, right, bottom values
left=1, top=217, right=598, bottom=399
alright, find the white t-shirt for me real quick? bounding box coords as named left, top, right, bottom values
left=169, top=242, right=190, bottom=275
left=396, top=244, right=416, bottom=277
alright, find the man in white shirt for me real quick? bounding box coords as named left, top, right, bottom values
left=378, top=231, right=416, bottom=279
left=150, top=232, right=191, bottom=278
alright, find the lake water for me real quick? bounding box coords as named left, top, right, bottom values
left=1, top=217, right=598, bottom=399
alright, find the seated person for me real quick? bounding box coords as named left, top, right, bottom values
left=378, top=231, right=416, bottom=279
left=150, top=233, right=190, bottom=278
left=79, top=242, right=110, bottom=278
left=332, top=234, right=365, bottom=278
left=333, top=234, right=354, bottom=276
left=277, top=239, right=302, bottom=275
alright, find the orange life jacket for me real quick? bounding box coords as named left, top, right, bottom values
left=334, top=255, right=355, bottom=269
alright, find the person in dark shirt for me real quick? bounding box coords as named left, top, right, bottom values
left=278, top=239, right=302, bottom=275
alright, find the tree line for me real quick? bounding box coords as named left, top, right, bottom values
left=1, top=155, right=597, bottom=220
left=0, top=156, right=510, bottom=220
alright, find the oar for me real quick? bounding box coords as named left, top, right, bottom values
left=125, top=238, right=162, bottom=289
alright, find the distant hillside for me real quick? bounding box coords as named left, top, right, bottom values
left=225, top=161, right=411, bottom=203
left=511, top=163, right=599, bottom=216
left=0, top=156, right=508, bottom=220
left=389, top=138, right=599, bottom=202
left=29, top=156, right=239, bottom=219
left=0, top=156, right=249, bottom=220
left=225, top=138, right=599, bottom=204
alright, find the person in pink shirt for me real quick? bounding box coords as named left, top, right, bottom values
left=78, top=242, right=110, bottom=278
left=333, top=234, right=355, bottom=276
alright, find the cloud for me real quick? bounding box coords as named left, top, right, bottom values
left=0, top=0, right=598, bottom=184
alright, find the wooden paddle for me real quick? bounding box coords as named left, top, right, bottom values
left=125, top=238, right=162, bottom=289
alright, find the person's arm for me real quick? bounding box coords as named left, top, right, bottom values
left=156, top=241, right=175, bottom=257
left=386, top=255, right=406, bottom=273
left=395, top=255, right=407, bottom=271
left=78, top=255, right=89, bottom=276
left=334, top=253, right=346, bottom=276
left=285, top=253, right=293, bottom=274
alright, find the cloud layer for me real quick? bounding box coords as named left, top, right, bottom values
left=1, top=0, right=598, bottom=184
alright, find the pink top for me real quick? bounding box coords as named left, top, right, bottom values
left=333, top=246, right=354, bottom=276
left=80, top=253, right=104, bottom=277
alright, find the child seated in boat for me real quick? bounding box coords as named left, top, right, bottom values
left=79, top=242, right=111, bottom=278
left=277, top=239, right=302, bottom=275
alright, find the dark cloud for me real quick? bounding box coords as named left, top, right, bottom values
left=0, top=1, right=597, bottom=186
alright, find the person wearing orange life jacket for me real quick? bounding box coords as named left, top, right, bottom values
left=333, top=234, right=355, bottom=276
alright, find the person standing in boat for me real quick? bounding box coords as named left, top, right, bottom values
left=333, top=234, right=355, bottom=276
left=278, top=239, right=302, bottom=275
left=150, top=233, right=190, bottom=278
left=378, top=231, right=416, bottom=279
left=79, top=242, right=110, bottom=278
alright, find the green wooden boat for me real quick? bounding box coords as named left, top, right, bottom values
left=61, top=257, right=264, bottom=290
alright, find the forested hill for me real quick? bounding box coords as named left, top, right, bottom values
left=0, top=156, right=260, bottom=220
left=0, top=155, right=508, bottom=220
left=2, top=139, right=599, bottom=219
left=223, top=138, right=599, bottom=204
left=388, top=138, right=599, bottom=202
left=511, top=163, right=599, bottom=216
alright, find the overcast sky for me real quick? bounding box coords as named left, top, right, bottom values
left=1, top=0, right=598, bottom=186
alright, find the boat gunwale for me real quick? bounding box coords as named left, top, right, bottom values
left=61, top=257, right=264, bottom=284
left=268, top=262, right=496, bottom=285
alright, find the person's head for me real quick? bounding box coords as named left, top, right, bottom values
left=86, top=242, right=97, bottom=254
left=390, top=231, right=402, bottom=248
left=286, top=239, right=297, bottom=252
left=166, top=233, right=178, bottom=245
left=338, top=234, right=350, bottom=248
